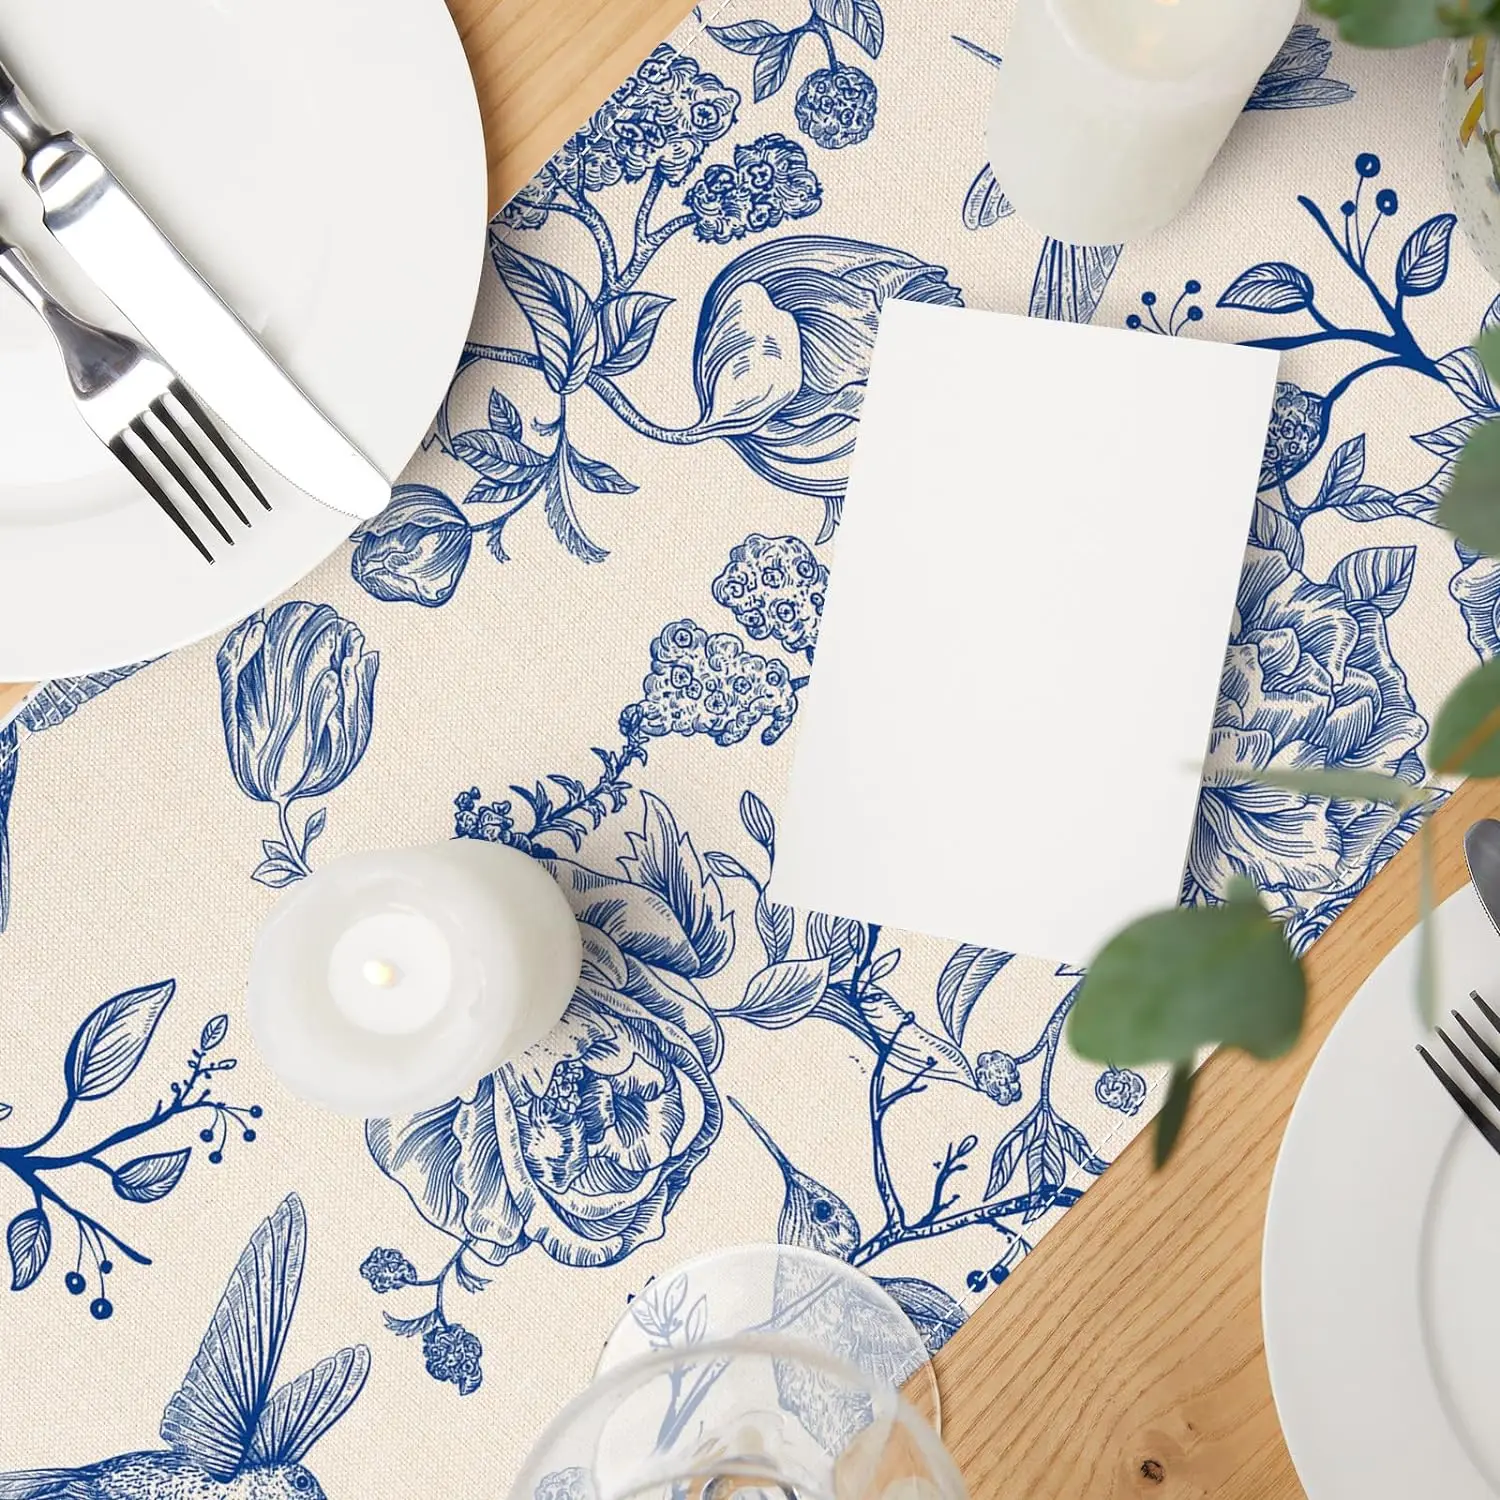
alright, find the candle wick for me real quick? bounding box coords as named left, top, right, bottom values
left=362, top=958, right=401, bottom=989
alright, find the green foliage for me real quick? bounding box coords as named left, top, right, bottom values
left=1439, top=418, right=1500, bottom=557
left=1153, top=1065, right=1195, bottom=1170
left=1430, top=655, right=1500, bottom=775
left=1311, top=0, right=1500, bottom=46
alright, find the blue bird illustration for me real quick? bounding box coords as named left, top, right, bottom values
left=0, top=1194, right=369, bottom=1499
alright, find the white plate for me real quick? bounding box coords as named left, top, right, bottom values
left=1264, top=884, right=1500, bottom=1498
left=0, top=0, right=488, bottom=679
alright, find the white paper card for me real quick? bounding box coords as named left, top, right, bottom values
left=770, top=299, right=1280, bottom=965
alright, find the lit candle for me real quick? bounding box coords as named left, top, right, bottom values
left=986, top=0, right=1300, bottom=245
left=246, top=841, right=582, bottom=1116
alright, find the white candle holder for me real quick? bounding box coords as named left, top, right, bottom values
left=246, top=840, right=582, bottom=1117
left=987, top=0, right=1300, bottom=246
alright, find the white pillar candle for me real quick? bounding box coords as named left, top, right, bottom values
left=246, top=841, right=582, bottom=1116
left=987, top=0, right=1300, bottom=246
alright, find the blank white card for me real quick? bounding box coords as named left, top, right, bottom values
left=770, top=299, right=1280, bottom=965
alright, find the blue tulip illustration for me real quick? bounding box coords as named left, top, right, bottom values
left=0, top=1194, right=369, bottom=1498
left=217, top=601, right=380, bottom=887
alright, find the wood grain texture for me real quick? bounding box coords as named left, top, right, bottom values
left=3, top=2, right=1478, bottom=1494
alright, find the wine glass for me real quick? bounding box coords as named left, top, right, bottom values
left=509, top=1245, right=965, bottom=1500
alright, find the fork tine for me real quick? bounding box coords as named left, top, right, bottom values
left=1453, top=1008, right=1500, bottom=1076
left=1437, top=1024, right=1500, bottom=1112
left=169, top=382, right=270, bottom=511
left=1419, top=1042, right=1500, bottom=1155
left=109, top=435, right=212, bottom=563
left=152, top=397, right=248, bottom=526
left=131, top=417, right=233, bottom=546
left=1472, top=989, right=1500, bottom=1037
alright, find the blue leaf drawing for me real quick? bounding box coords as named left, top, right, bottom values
left=1413, top=415, right=1487, bottom=460
left=6, top=1207, right=49, bottom=1291
left=812, top=0, right=884, bottom=59
left=756, top=895, right=795, bottom=964
left=17, top=662, right=154, bottom=732
left=544, top=457, right=609, bottom=563
left=962, top=166, right=1013, bottom=231
left=597, top=293, right=674, bottom=377
left=707, top=18, right=788, bottom=52
left=491, top=237, right=600, bottom=395
left=873, top=1276, right=966, bottom=1353
left=862, top=990, right=975, bottom=1085
left=113, top=1149, right=191, bottom=1204
left=1245, top=24, right=1353, bottom=111
left=1218, top=261, right=1315, bottom=313
left=452, top=429, right=550, bottom=503
left=1313, top=435, right=1366, bottom=509
left=753, top=32, right=802, bottom=101
left=567, top=445, right=638, bottom=496
left=936, top=945, right=1014, bottom=1047
left=488, top=388, right=523, bottom=438
left=740, top=790, right=777, bottom=852
left=66, top=980, right=176, bottom=1102
left=1395, top=215, right=1457, bottom=298
left=1329, top=546, right=1417, bottom=616
left=805, top=912, right=864, bottom=972
left=704, top=850, right=757, bottom=882
left=200, top=1015, right=230, bottom=1051
left=1437, top=347, right=1499, bottom=415
left=0, top=724, right=15, bottom=933
left=1250, top=500, right=1304, bottom=571
left=732, top=957, right=832, bottom=1028
left=1030, top=240, right=1120, bottom=322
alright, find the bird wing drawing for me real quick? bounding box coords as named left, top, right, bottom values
left=248, top=1346, right=371, bottom=1468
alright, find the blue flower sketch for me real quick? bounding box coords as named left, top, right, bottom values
left=1095, top=1067, right=1148, bottom=1116
left=1452, top=543, right=1500, bottom=656
left=707, top=0, right=884, bottom=150
left=0, top=661, right=153, bottom=934
left=218, top=601, right=380, bottom=888
left=368, top=781, right=1115, bottom=1387
left=1245, top=24, right=1355, bottom=111
left=364, top=793, right=729, bottom=1389
left=0, top=981, right=259, bottom=1317
left=1190, top=527, right=1429, bottom=951
left=0, top=1195, right=368, bottom=1496
left=713, top=533, right=827, bottom=658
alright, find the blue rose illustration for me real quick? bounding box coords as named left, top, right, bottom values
left=368, top=796, right=729, bottom=1268
left=1190, top=542, right=1427, bottom=949
left=217, top=600, right=380, bottom=886
left=621, top=619, right=798, bottom=747
left=685, top=134, right=822, bottom=243
left=1451, top=543, right=1500, bottom=657
left=713, top=534, right=826, bottom=658
left=1260, top=382, right=1329, bottom=490
left=688, top=237, right=963, bottom=539
left=352, top=485, right=472, bottom=607
left=1095, top=1067, right=1147, bottom=1116
left=795, top=65, right=878, bottom=149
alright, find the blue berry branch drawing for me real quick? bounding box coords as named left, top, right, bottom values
left=0, top=981, right=261, bottom=1320
left=706, top=0, right=883, bottom=150
left=362, top=784, right=1142, bottom=1392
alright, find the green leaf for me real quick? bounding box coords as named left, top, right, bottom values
left=1476, top=328, right=1500, bottom=383
left=1241, top=766, right=1427, bottom=808
left=1438, top=417, right=1500, bottom=556
left=1310, top=0, right=1481, bottom=45
left=1430, top=654, right=1500, bottom=775
left=1153, top=1064, right=1194, bottom=1169
left=1068, top=886, right=1305, bottom=1066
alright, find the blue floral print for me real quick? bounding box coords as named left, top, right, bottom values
left=217, top=601, right=380, bottom=887
left=1095, top=1068, right=1148, bottom=1116
left=712, top=533, right=827, bottom=658
left=685, top=134, right=822, bottom=241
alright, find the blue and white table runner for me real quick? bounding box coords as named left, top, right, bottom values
left=0, top=5, right=1488, bottom=1494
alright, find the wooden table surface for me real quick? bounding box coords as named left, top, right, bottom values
left=2, top=2, right=1487, bottom=1493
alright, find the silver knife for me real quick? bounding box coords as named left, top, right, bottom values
left=0, top=60, right=391, bottom=520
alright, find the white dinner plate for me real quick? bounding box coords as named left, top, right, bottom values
left=0, top=0, right=488, bottom=680
left=1264, top=884, right=1500, bottom=1498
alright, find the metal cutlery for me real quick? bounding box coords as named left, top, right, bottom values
left=1418, top=989, right=1500, bottom=1156
left=0, top=238, right=268, bottom=562
left=0, top=58, right=390, bottom=521
left=1465, top=818, right=1500, bottom=941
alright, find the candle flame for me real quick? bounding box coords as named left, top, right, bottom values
left=362, top=958, right=401, bottom=989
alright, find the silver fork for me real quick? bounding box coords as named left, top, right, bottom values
left=1418, top=989, right=1500, bottom=1155
left=0, top=238, right=268, bottom=561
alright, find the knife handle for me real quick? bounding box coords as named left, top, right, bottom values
left=0, top=57, right=52, bottom=156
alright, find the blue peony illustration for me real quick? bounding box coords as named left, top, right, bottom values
left=217, top=601, right=379, bottom=887
left=622, top=619, right=799, bottom=747
left=1190, top=538, right=1429, bottom=950
left=368, top=795, right=728, bottom=1273
left=712, top=534, right=826, bottom=657
left=796, top=64, right=878, bottom=148
left=1260, top=382, right=1330, bottom=491
left=1451, top=543, right=1500, bottom=657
